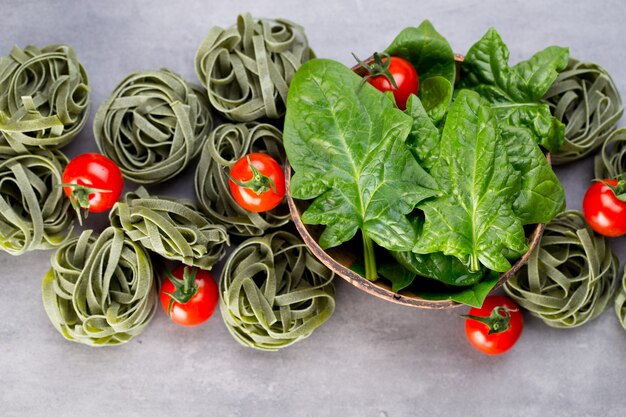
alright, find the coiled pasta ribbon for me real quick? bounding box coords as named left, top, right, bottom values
left=614, top=269, right=626, bottom=331
left=195, top=122, right=290, bottom=236
left=94, top=68, right=213, bottom=184
left=0, top=148, right=73, bottom=255
left=195, top=13, right=313, bottom=122
left=504, top=211, right=617, bottom=328
left=545, top=58, right=623, bottom=164
left=0, top=44, right=90, bottom=152
left=220, top=231, right=335, bottom=351
left=42, top=227, right=157, bottom=346
left=110, top=187, right=229, bottom=270
left=594, top=127, right=626, bottom=179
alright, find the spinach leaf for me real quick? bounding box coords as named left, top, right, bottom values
left=284, top=58, right=439, bottom=280
left=459, top=28, right=569, bottom=152
left=378, top=261, right=417, bottom=293
left=391, top=250, right=486, bottom=287
left=447, top=271, right=500, bottom=307
left=386, top=20, right=456, bottom=85
left=408, top=271, right=499, bottom=307
left=413, top=90, right=527, bottom=273
left=501, top=126, right=565, bottom=224
left=404, top=95, right=440, bottom=171
left=378, top=259, right=499, bottom=308
left=386, top=20, right=455, bottom=124
left=419, top=76, right=453, bottom=126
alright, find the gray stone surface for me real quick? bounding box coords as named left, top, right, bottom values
left=1, top=0, right=626, bottom=416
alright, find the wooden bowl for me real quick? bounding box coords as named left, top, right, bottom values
left=285, top=54, right=547, bottom=309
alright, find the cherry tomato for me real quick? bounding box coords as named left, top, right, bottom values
left=160, top=265, right=219, bottom=326
left=62, top=153, right=123, bottom=218
left=228, top=152, right=285, bottom=212
left=464, top=295, right=523, bottom=355
left=365, top=55, right=419, bottom=110
left=582, top=179, right=626, bottom=237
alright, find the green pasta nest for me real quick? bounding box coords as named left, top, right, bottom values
left=195, top=122, right=290, bottom=236
left=0, top=44, right=90, bottom=151
left=42, top=227, right=157, bottom=346
left=546, top=58, right=624, bottom=164
left=594, top=127, right=626, bottom=179
left=0, top=148, right=74, bottom=255
left=504, top=210, right=617, bottom=328
left=614, top=268, right=626, bottom=331
left=195, top=12, right=314, bottom=122
left=110, top=187, right=229, bottom=270
left=219, top=231, right=335, bottom=351
left=94, top=68, right=213, bottom=184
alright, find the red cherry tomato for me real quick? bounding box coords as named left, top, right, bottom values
left=366, top=55, right=419, bottom=110
left=160, top=265, right=219, bottom=326
left=62, top=153, right=123, bottom=215
left=228, top=153, right=285, bottom=212
left=464, top=295, right=523, bottom=355
left=582, top=179, right=626, bottom=237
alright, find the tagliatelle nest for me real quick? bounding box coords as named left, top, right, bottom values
left=94, top=68, right=213, bottom=184
left=594, top=127, right=626, bottom=179
left=194, top=12, right=313, bottom=122
left=0, top=148, right=74, bottom=255
left=42, top=227, right=157, bottom=346
left=194, top=122, right=290, bottom=236
left=109, top=187, right=229, bottom=270
left=504, top=210, right=617, bottom=328
left=545, top=58, right=623, bottom=164
left=219, top=231, right=335, bottom=351
left=614, top=269, right=626, bottom=331
left=0, top=44, right=90, bottom=152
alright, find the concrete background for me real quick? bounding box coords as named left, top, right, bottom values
left=1, top=0, right=626, bottom=416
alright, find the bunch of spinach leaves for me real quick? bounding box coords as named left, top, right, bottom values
left=283, top=21, right=567, bottom=306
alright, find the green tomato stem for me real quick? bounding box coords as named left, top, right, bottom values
left=461, top=306, right=514, bottom=335
left=351, top=51, right=398, bottom=90
left=59, top=183, right=112, bottom=226
left=164, top=267, right=199, bottom=317
left=362, top=232, right=377, bottom=281
left=229, top=156, right=276, bottom=195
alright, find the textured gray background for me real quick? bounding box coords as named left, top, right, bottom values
left=1, top=0, right=626, bottom=416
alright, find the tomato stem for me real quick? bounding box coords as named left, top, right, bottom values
left=362, top=232, right=377, bottom=281
left=60, top=183, right=112, bottom=225
left=596, top=178, right=626, bottom=202
left=462, top=306, right=515, bottom=335
left=164, top=266, right=199, bottom=317
left=229, top=155, right=276, bottom=196
left=352, top=52, right=399, bottom=90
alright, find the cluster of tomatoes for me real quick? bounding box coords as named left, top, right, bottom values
left=61, top=151, right=286, bottom=326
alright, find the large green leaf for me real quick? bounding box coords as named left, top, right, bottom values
left=501, top=126, right=565, bottom=224
left=418, top=76, right=453, bottom=126
left=386, top=20, right=456, bottom=85
left=459, top=28, right=569, bottom=152
left=409, top=271, right=500, bottom=307
left=447, top=271, right=500, bottom=307
left=386, top=20, right=455, bottom=127
left=377, top=261, right=417, bottom=293
left=404, top=95, right=440, bottom=171
left=377, top=258, right=500, bottom=308
left=284, top=58, right=438, bottom=252
left=413, top=90, right=527, bottom=273
left=391, top=250, right=486, bottom=286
